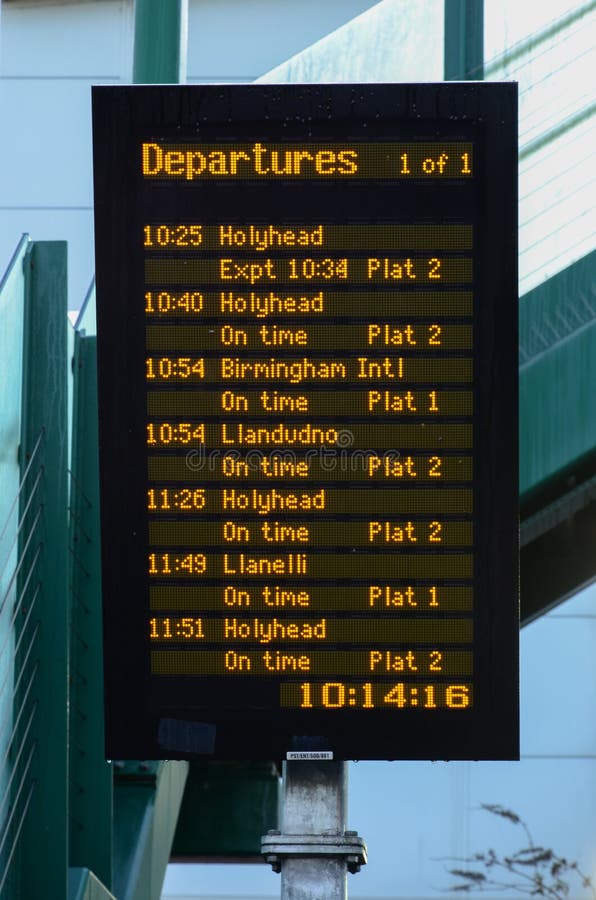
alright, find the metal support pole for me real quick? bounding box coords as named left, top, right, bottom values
left=444, top=0, right=484, bottom=80
left=262, top=761, right=367, bottom=900
left=133, top=0, right=188, bottom=84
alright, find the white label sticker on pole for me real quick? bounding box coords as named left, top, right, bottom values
left=286, top=751, right=334, bottom=761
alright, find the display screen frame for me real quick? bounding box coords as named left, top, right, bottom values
left=92, top=83, right=519, bottom=762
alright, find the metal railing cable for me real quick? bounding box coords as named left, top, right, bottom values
left=0, top=506, right=43, bottom=621
left=0, top=428, right=45, bottom=898
left=0, top=439, right=44, bottom=593
left=0, top=644, right=39, bottom=772
left=0, top=784, right=34, bottom=897
left=0, top=550, right=40, bottom=673
left=0, top=708, right=35, bottom=826
left=0, top=739, right=36, bottom=865
left=0, top=430, right=44, bottom=546
left=0, top=592, right=40, bottom=725
left=482, top=1, right=595, bottom=79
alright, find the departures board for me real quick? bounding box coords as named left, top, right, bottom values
left=92, top=83, right=519, bottom=761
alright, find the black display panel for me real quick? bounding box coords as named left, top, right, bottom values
left=92, top=83, right=519, bottom=761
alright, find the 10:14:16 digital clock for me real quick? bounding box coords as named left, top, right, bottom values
left=281, top=681, right=472, bottom=709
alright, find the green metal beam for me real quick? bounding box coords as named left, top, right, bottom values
left=133, top=0, right=187, bottom=84
left=69, top=334, right=113, bottom=888
left=18, top=242, right=69, bottom=899
left=68, top=868, right=116, bottom=900
left=113, top=760, right=188, bottom=900
left=444, top=0, right=484, bottom=80
left=171, top=762, right=279, bottom=861
left=519, top=251, right=596, bottom=622
left=519, top=250, right=596, bottom=498
left=521, top=482, right=596, bottom=624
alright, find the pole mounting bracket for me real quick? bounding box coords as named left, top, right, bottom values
left=261, top=829, right=368, bottom=874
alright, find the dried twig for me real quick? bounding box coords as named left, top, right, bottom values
left=437, top=806, right=596, bottom=899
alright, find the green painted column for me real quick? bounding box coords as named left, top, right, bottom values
left=133, top=0, right=188, bottom=84
left=69, top=334, right=113, bottom=889
left=18, top=242, right=69, bottom=899
left=444, top=0, right=484, bottom=80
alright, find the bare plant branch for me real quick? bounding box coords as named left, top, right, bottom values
left=436, top=806, right=596, bottom=900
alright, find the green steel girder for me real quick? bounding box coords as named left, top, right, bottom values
left=171, top=762, right=279, bottom=861
left=133, top=0, right=187, bottom=84
left=68, top=868, right=116, bottom=900
left=442, top=0, right=596, bottom=621
left=519, top=251, right=596, bottom=498
left=520, top=485, right=596, bottom=625
left=69, top=333, right=113, bottom=888
left=18, top=242, right=69, bottom=898
left=519, top=251, right=596, bottom=623
left=444, top=0, right=484, bottom=80
left=112, top=760, right=188, bottom=900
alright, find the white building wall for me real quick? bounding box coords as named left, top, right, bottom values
left=187, top=0, right=378, bottom=83
left=0, top=0, right=380, bottom=309
left=0, top=0, right=132, bottom=308
left=485, top=0, right=596, bottom=295
left=258, top=0, right=444, bottom=84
